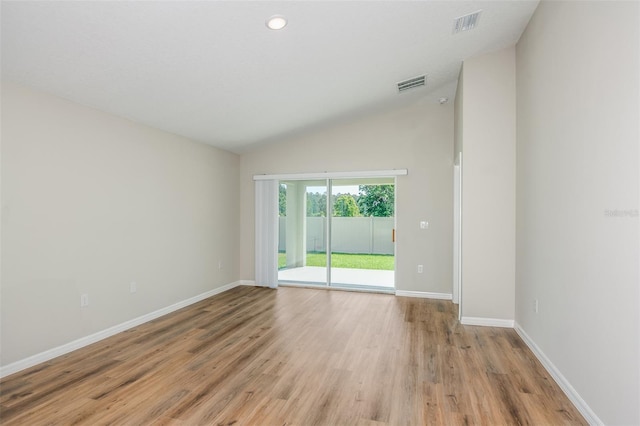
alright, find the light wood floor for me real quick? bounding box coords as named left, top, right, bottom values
left=0, top=286, right=586, bottom=425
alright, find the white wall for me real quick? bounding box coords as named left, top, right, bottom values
left=1, top=81, right=241, bottom=366
left=240, top=98, right=454, bottom=294
left=516, top=1, right=639, bottom=424
left=459, top=46, right=517, bottom=322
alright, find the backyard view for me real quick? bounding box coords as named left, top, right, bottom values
left=282, top=183, right=394, bottom=218
left=278, top=179, right=396, bottom=289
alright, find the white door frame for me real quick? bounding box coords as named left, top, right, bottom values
left=453, top=153, right=463, bottom=319
left=260, top=170, right=406, bottom=291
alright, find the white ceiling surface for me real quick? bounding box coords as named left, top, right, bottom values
left=1, top=1, right=538, bottom=153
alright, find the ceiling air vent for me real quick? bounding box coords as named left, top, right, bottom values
left=397, top=75, right=426, bottom=93
left=453, top=10, right=482, bottom=34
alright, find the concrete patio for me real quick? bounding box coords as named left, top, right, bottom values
left=278, top=266, right=394, bottom=289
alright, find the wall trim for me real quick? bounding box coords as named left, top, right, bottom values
left=240, top=280, right=264, bottom=286
left=460, top=316, right=514, bottom=328
left=514, top=323, right=602, bottom=426
left=0, top=281, right=242, bottom=379
left=395, top=290, right=452, bottom=300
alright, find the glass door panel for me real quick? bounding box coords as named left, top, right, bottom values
left=277, top=179, right=328, bottom=286
left=330, top=178, right=395, bottom=290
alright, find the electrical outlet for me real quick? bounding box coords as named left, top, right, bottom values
left=534, top=299, right=539, bottom=314
left=130, top=281, right=137, bottom=294
left=420, top=221, right=429, bottom=229
left=80, top=294, right=89, bottom=307
left=417, top=264, right=423, bottom=273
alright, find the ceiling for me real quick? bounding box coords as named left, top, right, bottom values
left=1, top=1, right=539, bottom=153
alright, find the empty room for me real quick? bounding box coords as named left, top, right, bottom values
left=1, top=1, right=638, bottom=425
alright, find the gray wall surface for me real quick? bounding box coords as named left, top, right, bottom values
left=515, top=1, right=639, bottom=424
left=1, top=81, right=241, bottom=366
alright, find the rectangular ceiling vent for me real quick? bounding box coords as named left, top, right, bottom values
left=453, top=10, right=482, bottom=34
left=397, top=75, right=426, bottom=93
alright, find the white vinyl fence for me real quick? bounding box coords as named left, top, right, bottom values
left=279, top=217, right=394, bottom=255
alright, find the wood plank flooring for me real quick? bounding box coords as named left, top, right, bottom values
left=0, top=286, right=586, bottom=425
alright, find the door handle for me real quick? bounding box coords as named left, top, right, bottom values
left=392, top=228, right=396, bottom=243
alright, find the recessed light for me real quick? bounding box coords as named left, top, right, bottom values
left=266, top=15, right=287, bottom=30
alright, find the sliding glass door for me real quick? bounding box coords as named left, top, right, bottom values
left=277, top=177, right=395, bottom=291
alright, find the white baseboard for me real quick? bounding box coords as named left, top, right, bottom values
left=460, top=316, right=515, bottom=328
left=0, top=281, right=242, bottom=379
left=395, top=290, right=452, bottom=300
left=514, top=323, right=602, bottom=425
left=239, top=280, right=262, bottom=286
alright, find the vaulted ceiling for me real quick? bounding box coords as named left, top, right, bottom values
left=1, top=1, right=538, bottom=153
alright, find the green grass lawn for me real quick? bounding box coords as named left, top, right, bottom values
left=278, top=252, right=394, bottom=270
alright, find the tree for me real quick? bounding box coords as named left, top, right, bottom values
left=357, top=185, right=394, bottom=217
left=333, top=194, right=361, bottom=217
left=279, top=184, right=287, bottom=216
left=306, top=192, right=326, bottom=217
